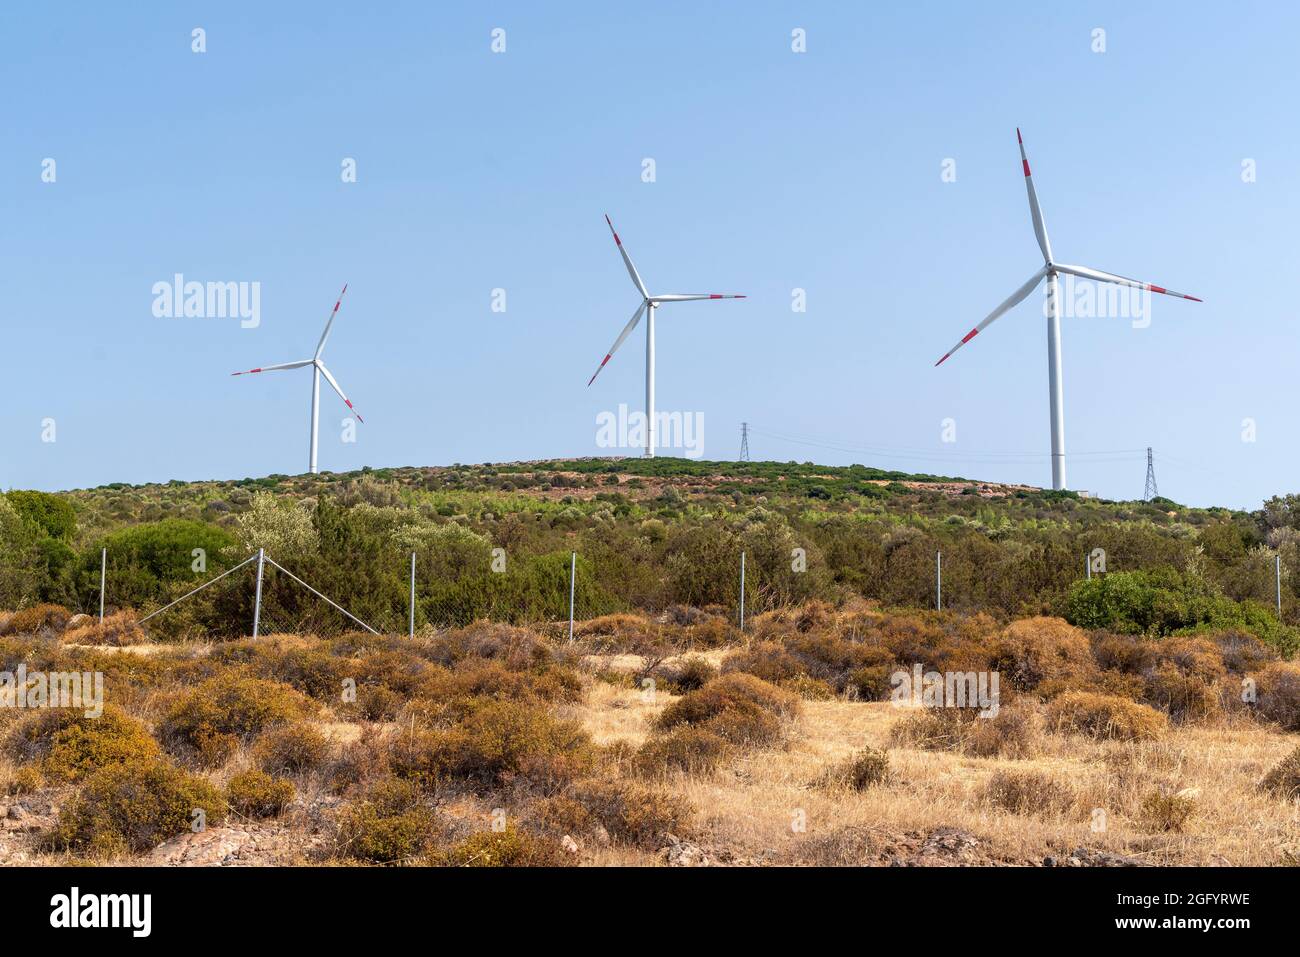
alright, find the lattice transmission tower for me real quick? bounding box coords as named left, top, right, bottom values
left=739, top=422, right=751, bottom=462
left=1143, top=447, right=1159, bottom=502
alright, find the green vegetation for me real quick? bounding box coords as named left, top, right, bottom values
left=2, top=457, right=1298, bottom=653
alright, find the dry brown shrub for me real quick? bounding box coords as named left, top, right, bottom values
left=390, top=698, right=594, bottom=790
left=1210, top=629, right=1275, bottom=674
left=963, top=702, right=1041, bottom=758
left=0, top=603, right=72, bottom=637
left=1091, top=632, right=1157, bottom=674
left=6, top=706, right=161, bottom=783
left=326, top=730, right=391, bottom=794
left=983, top=769, right=1075, bottom=816
left=817, top=747, right=890, bottom=791
left=335, top=777, right=436, bottom=864
left=888, top=707, right=967, bottom=752
left=61, top=610, right=147, bottom=646
left=656, top=673, right=800, bottom=747
left=1140, top=788, right=1197, bottom=832
left=988, top=617, right=1096, bottom=692
left=1145, top=661, right=1222, bottom=722
left=569, top=777, right=691, bottom=848
left=158, top=673, right=314, bottom=767
left=1260, top=746, right=1300, bottom=799
left=1046, top=691, right=1167, bottom=741
left=634, top=725, right=732, bottom=776
left=721, top=641, right=804, bottom=684
left=889, top=701, right=1038, bottom=758
left=1250, top=662, right=1300, bottom=731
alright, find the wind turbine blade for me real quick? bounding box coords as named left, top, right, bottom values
left=934, top=267, right=1048, bottom=366
left=587, top=300, right=647, bottom=386
left=316, top=362, right=364, bottom=422
left=1017, top=129, right=1053, bottom=264
left=605, top=215, right=649, bottom=299
left=313, top=283, right=350, bottom=359
left=1053, top=263, right=1202, bottom=302
left=231, top=359, right=314, bottom=376
left=652, top=294, right=747, bottom=302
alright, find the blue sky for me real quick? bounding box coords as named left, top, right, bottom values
left=2, top=1, right=1296, bottom=508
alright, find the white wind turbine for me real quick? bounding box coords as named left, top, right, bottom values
left=934, top=129, right=1201, bottom=491
left=232, top=284, right=364, bottom=474
left=587, top=215, right=745, bottom=457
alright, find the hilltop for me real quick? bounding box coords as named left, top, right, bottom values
left=2, top=457, right=1296, bottom=650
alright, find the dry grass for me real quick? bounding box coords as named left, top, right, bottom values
left=563, top=683, right=1300, bottom=866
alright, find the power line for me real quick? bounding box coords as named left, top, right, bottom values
left=748, top=425, right=1145, bottom=466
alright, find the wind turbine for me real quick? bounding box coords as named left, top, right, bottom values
left=232, top=284, right=364, bottom=474
left=587, top=215, right=744, bottom=457
left=933, top=130, right=1201, bottom=491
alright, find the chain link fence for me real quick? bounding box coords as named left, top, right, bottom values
left=105, top=543, right=1292, bottom=642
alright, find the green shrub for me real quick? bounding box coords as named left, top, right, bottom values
left=4, top=490, right=76, bottom=540
left=7, top=706, right=161, bottom=783
left=48, top=758, right=226, bottom=855
left=437, top=825, right=567, bottom=867
left=227, top=769, right=295, bottom=818
left=84, top=519, right=236, bottom=609
left=1066, top=569, right=1300, bottom=653
left=252, top=722, right=330, bottom=775
left=335, top=778, right=435, bottom=864
left=159, top=674, right=312, bottom=766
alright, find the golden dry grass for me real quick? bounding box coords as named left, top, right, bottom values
left=565, top=675, right=1300, bottom=866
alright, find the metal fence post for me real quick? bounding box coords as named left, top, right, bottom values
left=739, top=551, right=746, bottom=632
left=409, top=551, right=416, bottom=638
left=936, top=550, right=942, bottom=610
left=568, top=551, right=577, bottom=641
left=252, top=547, right=266, bottom=638
left=99, top=547, right=107, bottom=623
left=1277, top=553, right=1283, bottom=618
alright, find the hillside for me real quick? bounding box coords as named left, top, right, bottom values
left=4, top=460, right=1300, bottom=868
left=2, top=457, right=1297, bottom=650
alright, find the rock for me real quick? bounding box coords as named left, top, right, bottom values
left=919, top=827, right=981, bottom=861
left=560, top=835, right=580, bottom=855
left=658, top=833, right=710, bottom=867
left=147, top=827, right=253, bottom=866
left=1067, top=846, right=1143, bottom=867
left=7, top=805, right=26, bottom=821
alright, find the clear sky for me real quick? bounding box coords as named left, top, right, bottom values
left=3, top=1, right=1296, bottom=508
